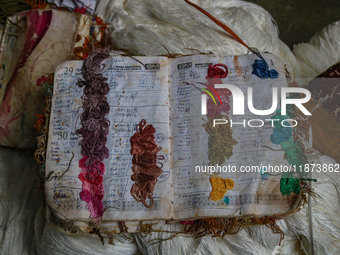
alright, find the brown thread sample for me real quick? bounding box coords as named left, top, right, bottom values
left=183, top=217, right=284, bottom=245
left=130, top=119, right=163, bottom=208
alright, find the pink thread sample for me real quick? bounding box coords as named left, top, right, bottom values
left=76, top=50, right=110, bottom=218
left=130, top=119, right=164, bottom=208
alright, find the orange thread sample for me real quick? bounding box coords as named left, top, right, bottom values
left=34, top=113, right=46, bottom=131
left=184, top=0, right=251, bottom=51
left=130, top=119, right=163, bottom=208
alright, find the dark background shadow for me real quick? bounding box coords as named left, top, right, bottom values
left=245, top=0, right=340, bottom=47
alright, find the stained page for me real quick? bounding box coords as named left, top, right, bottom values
left=45, top=56, right=173, bottom=224
left=169, top=54, right=301, bottom=219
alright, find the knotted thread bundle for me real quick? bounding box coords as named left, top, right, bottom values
left=130, top=119, right=163, bottom=208
left=203, top=64, right=237, bottom=165
left=76, top=50, right=110, bottom=218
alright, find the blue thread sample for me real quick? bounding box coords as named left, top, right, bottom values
left=271, top=127, right=292, bottom=144
left=224, top=196, right=230, bottom=205
left=252, top=59, right=279, bottom=79
left=260, top=168, right=269, bottom=181
left=270, top=110, right=292, bottom=145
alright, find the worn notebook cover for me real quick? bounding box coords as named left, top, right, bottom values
left=0, top=9, right=105, bottom=148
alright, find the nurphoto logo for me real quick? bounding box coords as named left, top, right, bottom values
left=201, top=84, right=312, bottom=128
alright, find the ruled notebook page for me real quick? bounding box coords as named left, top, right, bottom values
left=45, top=56, right=173, bottom=224
left=169, top=54, right=302, bottom=220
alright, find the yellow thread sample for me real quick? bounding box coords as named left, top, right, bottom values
left=209, top=175, right=234, bottom=201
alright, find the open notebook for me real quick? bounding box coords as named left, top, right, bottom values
left=45, top=53, right=303, bottom=233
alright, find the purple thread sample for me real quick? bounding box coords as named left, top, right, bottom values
left=76, top=50, right=110, bottom=218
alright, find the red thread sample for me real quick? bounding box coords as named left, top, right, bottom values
left=130, top=119, right=164, bottom=208
left=205, top=64, right=231, bottom=116
left=76, top=50, right=110, bottom=218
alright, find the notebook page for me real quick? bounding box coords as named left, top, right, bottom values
left=169, top=54, right=300, bottom=220
left=45, top=56, right=173, bottom=223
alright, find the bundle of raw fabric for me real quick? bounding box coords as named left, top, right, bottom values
left=1, top=0, right=340, bottom=254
